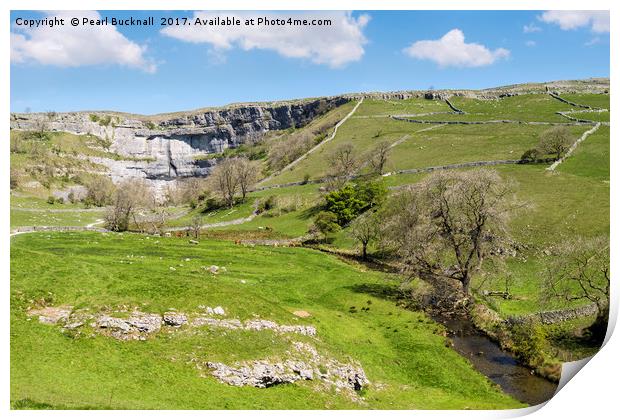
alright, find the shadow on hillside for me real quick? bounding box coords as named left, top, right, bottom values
left=348, top=283, right=407, bottom=303
left=299, top=204, right=323, bottom=220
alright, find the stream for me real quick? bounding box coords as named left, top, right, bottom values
left=434, top=315, right=558, bottom=406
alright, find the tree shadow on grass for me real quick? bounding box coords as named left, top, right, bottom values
left=299, top=204, right=323, bottom=220
left=348, top=283, right=407, bottom=303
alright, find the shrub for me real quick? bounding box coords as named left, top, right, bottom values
left=312, top=211, right=341, bottom=238
left=46, top=196, right=56, bottom=205
left=89, top=114, right=99, bottom=122
left=508, top=318, right=547, bottom=366
left=520, top=148, right=540, bottom=162
left=98, top=115, right=112, bottom=127
left=257, top=195, right=277, bottom=213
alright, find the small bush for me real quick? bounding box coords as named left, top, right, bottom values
left=520, top=148, right=540, bottom=162
left=89, top=114, right=99, bottom=122
left=46, top=196, right=56, bottom=205
left=257, top=195, right=277, bottom=213
left=98, top=115, right=112, bottom=127
left=508, top=318, right=548, bottom=366
left=312, top=211, right=341, bottom=238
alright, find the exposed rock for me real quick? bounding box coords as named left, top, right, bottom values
left=213, top=306, right=226, bottom=316
left=163, top=312, right=188, bottom=327
left=192, top=317, right=316, bottom=336
left=204, top=342, right=369, bottom=397
left=10, top=97, right=349, bottom=199
left=92, top=312, right=162, bottom=340
left=292, top=310, right=312, bottom=318
left=27, top=306, right=73, bottom=325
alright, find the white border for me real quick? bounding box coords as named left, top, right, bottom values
left=2, top=1, right=616, bottom=419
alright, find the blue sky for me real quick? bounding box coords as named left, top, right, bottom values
left=10, top=10, right=610, bottom=115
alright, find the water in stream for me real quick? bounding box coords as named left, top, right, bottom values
left=435, top=315, right=559, bottom=406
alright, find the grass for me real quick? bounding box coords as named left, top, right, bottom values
left=11, top=195, right=89, bottom=210
left=558, top=93, right=610, bottom=110
left=10, top=232, right=521, bottom=409
left=11, top=209, right=104, bottom=229
left=387, top=124, right=587, bottom=171
left=446, top=94, right=580, bottom=122
left=471, top=154, right=609, bottom=315
left=354, top=98, right=452, bottom=117
left=567, top=111, right=610, bottom=122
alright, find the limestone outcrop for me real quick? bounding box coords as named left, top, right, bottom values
left=10, top=97, right=349, bottom=192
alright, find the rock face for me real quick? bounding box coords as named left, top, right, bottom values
left=10, top=97, right=349, bottom=194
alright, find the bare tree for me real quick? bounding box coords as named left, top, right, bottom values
left=105, top=179, right=153, bottom=232
left=84, top=176, right=116, bottom=207
left=235, top=157, right=260, bottom=201
left=30, top=117, right=49, bottom=142
left=368, top=141, right=391, bottom=175
left=325, top=142, right=358, bottom=190
left=542, top=236, right=610, bottom=341
left=329, top=143, right=357, bottom=178
left=537, top=126, right=574, bottom=160
left=209, top=158, right=239, bottom=208
left=349, top=211, right=380, bottom=260
left=382, top=169, right=515, bottom=295
left=145, top=207, right=170, bottom=235
left=190, top=215, right=204, bottom=239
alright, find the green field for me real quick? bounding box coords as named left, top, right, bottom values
left=11, top=232, right=520, bottom=409
left=559, top=93, right=610, bottom=109
left=354, top=97, right=452, bottom=117
left=10, top=89, right=610, bottom=409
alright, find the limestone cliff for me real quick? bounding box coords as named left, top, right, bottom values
left=10, top=97, right=349, bottom=188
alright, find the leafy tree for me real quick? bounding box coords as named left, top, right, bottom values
left=324, top=180, right=387, bottom=226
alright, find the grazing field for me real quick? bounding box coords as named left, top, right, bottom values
left=447, top=94, right=578, bottom=122
left=354, top=98, right=452, bottom=117
left=558, top=93, right=610, bottom=109
left=10, top=87, right=610, bottom=409
left=567, top=111, right=610, bottom=122
left=10, top=209, right=104, bottom=229
left=10, top=232, right=520, bottom=409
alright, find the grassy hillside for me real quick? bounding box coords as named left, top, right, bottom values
left=11, top=232, right=520, bottom=409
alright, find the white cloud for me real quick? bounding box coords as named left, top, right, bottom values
left=585, top=37, right=601, bottom=46
left=523, top=23, right=542, bottom=33
left=539, top=11, right=610, bottom=33
left=403, top=29, right=510, bottom=68
left=11, top=11, right=156, bottom=73
left=525, top=40, right=537, bottom=47
left=160, top=11, right=369, bottom=68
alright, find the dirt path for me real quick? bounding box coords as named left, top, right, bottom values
left=258, top=98, right=364, bottom=186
